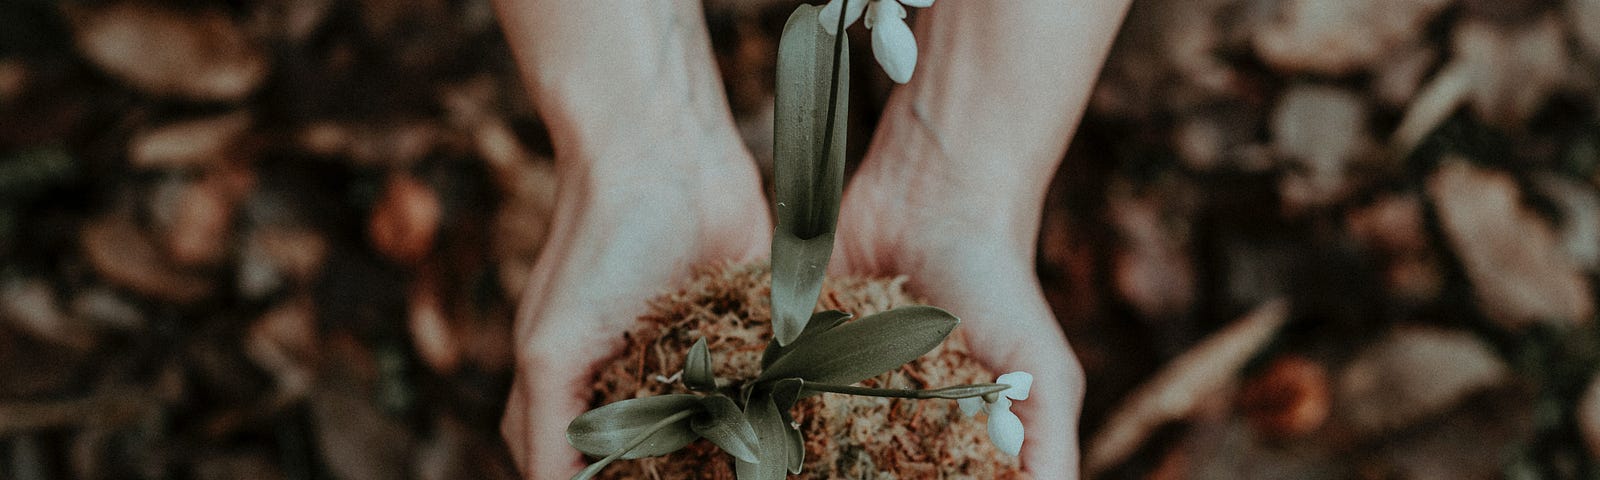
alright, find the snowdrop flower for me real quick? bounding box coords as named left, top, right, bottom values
left=818, top=0, right=929, bottom=84
left=958, top=371, right=1031, bottom=456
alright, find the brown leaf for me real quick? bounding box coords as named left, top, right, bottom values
left=0, top=278, right=95, bottom=350
left=1238, top=355, right=1330, bottom=439
left=1253, top=0, right=1451, bottom=75
left=128, top=111, right=252, bottom=169
left=68, top=2, right=267, bottom=101
left=245, top=296, right=318, bottom=407
left=1272, top=85, right=1370, bottom=210
left=81, top=214, right=213, bottom=303
left=1428, top=160, right=1594, bottom=329
left=1336, top=326, right=1509, bottom=435
left=238, top=227, right=329, bottom=298
left=408, top=269, right=460, bottom=373
left=1108, top=186, right=1196, bottom=319
left=368, top=175, right=441, bottom=265
left=1086, top=299, right=1290, bottom=475
left=1454, top=16, right=1568, bottom=127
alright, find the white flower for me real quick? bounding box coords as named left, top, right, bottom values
left=957, top=371, right=1031, bottom=456
left=818, top=0, right=929, bottom=84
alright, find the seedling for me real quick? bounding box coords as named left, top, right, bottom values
left=565, top=3, right=1027, bottom=478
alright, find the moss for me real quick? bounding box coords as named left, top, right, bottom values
left=587, top=262, right=1029, bottom=479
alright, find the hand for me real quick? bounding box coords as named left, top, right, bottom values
left=499, top=130, right=770, bottom=477
left=834, top=112, right=1087, bottom=477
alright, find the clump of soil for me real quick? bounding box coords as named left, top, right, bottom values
left=587, top=262, right=1030, bottom=479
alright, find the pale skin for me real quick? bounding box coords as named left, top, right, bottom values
left=493, top=0, right=1129, bottom=478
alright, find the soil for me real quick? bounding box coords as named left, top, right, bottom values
left=587, top=262, right=1029, bottom=479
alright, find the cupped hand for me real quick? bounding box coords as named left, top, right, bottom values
left=835, top=165, right=1086, bottom=478
left=500, top=134, right=770, bottom=478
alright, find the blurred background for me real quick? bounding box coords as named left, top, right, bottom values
left=1, top=0, right=1598, bottom=478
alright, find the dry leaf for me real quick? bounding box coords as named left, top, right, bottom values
left=1272, top=85, right=1370, bottom=210
left=1454, top=16, right=1568, bottom=127
left=245, top=296, right=318, bottom=407
left=1238, top=355, right=1331, bottom=439
left=1108, top=187, right=1196, bottom=319
left=238, top=227, right=329, bottom=298
left=1531, top=173, right=1600, bottom=272
left=69, top=2, right=267, bottom=101
left=1086, top=299, right=1290, bottom=475
left=1428, top=160, right=1593, bottom=329
left=1336, top=326, right=1509, bottom=434
left=0, top=278, right=95, bottom=350
left=82, top=215, right=213, bottom=303
left=369, top=175, right=441, bottom=265
left=408, top=270, right=460, bottom=374
left=1254, top=0, right=1451, bottom=75
left=128, top=112, right=252, bottom=169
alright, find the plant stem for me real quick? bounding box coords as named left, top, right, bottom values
left=571, top=409, right=697, bottom=480
left=798, top=381, right=1009, bottom=400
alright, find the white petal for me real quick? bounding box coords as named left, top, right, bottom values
left=997, top=371, right=1033, bottom=401
left=987, top=406, right=1025, bottom=456
left=863, top=0, right=905, bottom=29
left=958, top=397, right=983, bottom=417
left=897, top=0, right=934, bottom=7
left=818, top=0, right=868, bottom=35
left=869, top=7, right=917, bottom=84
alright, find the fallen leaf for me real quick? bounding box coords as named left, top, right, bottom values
left=1272, top=85, right=1370, bottom=209
left=1428, top=160, right=1593, bottom=329
left=1336, top=326, right=1510, bottom=435
left=1454, top=16, right=1568, bottom=127
left=0, top=277, right=95, bottom=350
left=127, top=111, right=252, bottom=169
left=68, top=2, right=268, bottom=101
left=81, top=214, right=213, bottom=303
left=1253, top=0, right=1451, bottom=75
left=1086, top=299, right=1290, bottom=475
left=1238, top=355, right=1331, bottom=439
left=369, top=175, right=441, bottom=265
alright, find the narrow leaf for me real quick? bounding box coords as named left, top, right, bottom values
left=758, top=306, right=958, bottom=385
left=691, top=395, right=761, bottom=464
left=571, top=409, right=697, bottom=480
left=736, top=394, right=791, bottom=480
left=783, top=415, right=805, bottom=474
left=684, top=338, right=716, bottom=392
left=762, top=310, right=852, bottom=369
left=567, top=395, right=702, bottom=459
left=771, top=2, right=850, bottom=347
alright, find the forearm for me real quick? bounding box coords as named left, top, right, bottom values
left=864, top=0, right=1130, bottom=230
left=492, top=0, right=741, bottom=164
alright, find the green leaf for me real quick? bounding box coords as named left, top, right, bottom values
left=684, top=338, right=716, bottom=392
left=691, top=395, right=761, bottom=464
left=736, top=394, right=791, bottom=480
left=762, top=310, right=852, bottom=369
left=770, top=378, right=805, bottom=411
left=771, top=2, right=850, bottom=347
left=784, top=419, right=804, bottom=474
left=567, top=395, right=702, bottom=459
left=765, top=378, right=806, bottom=473
left=571, top=409, right=698, bottom=480
left=758, top=306, right=958, bottom=386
